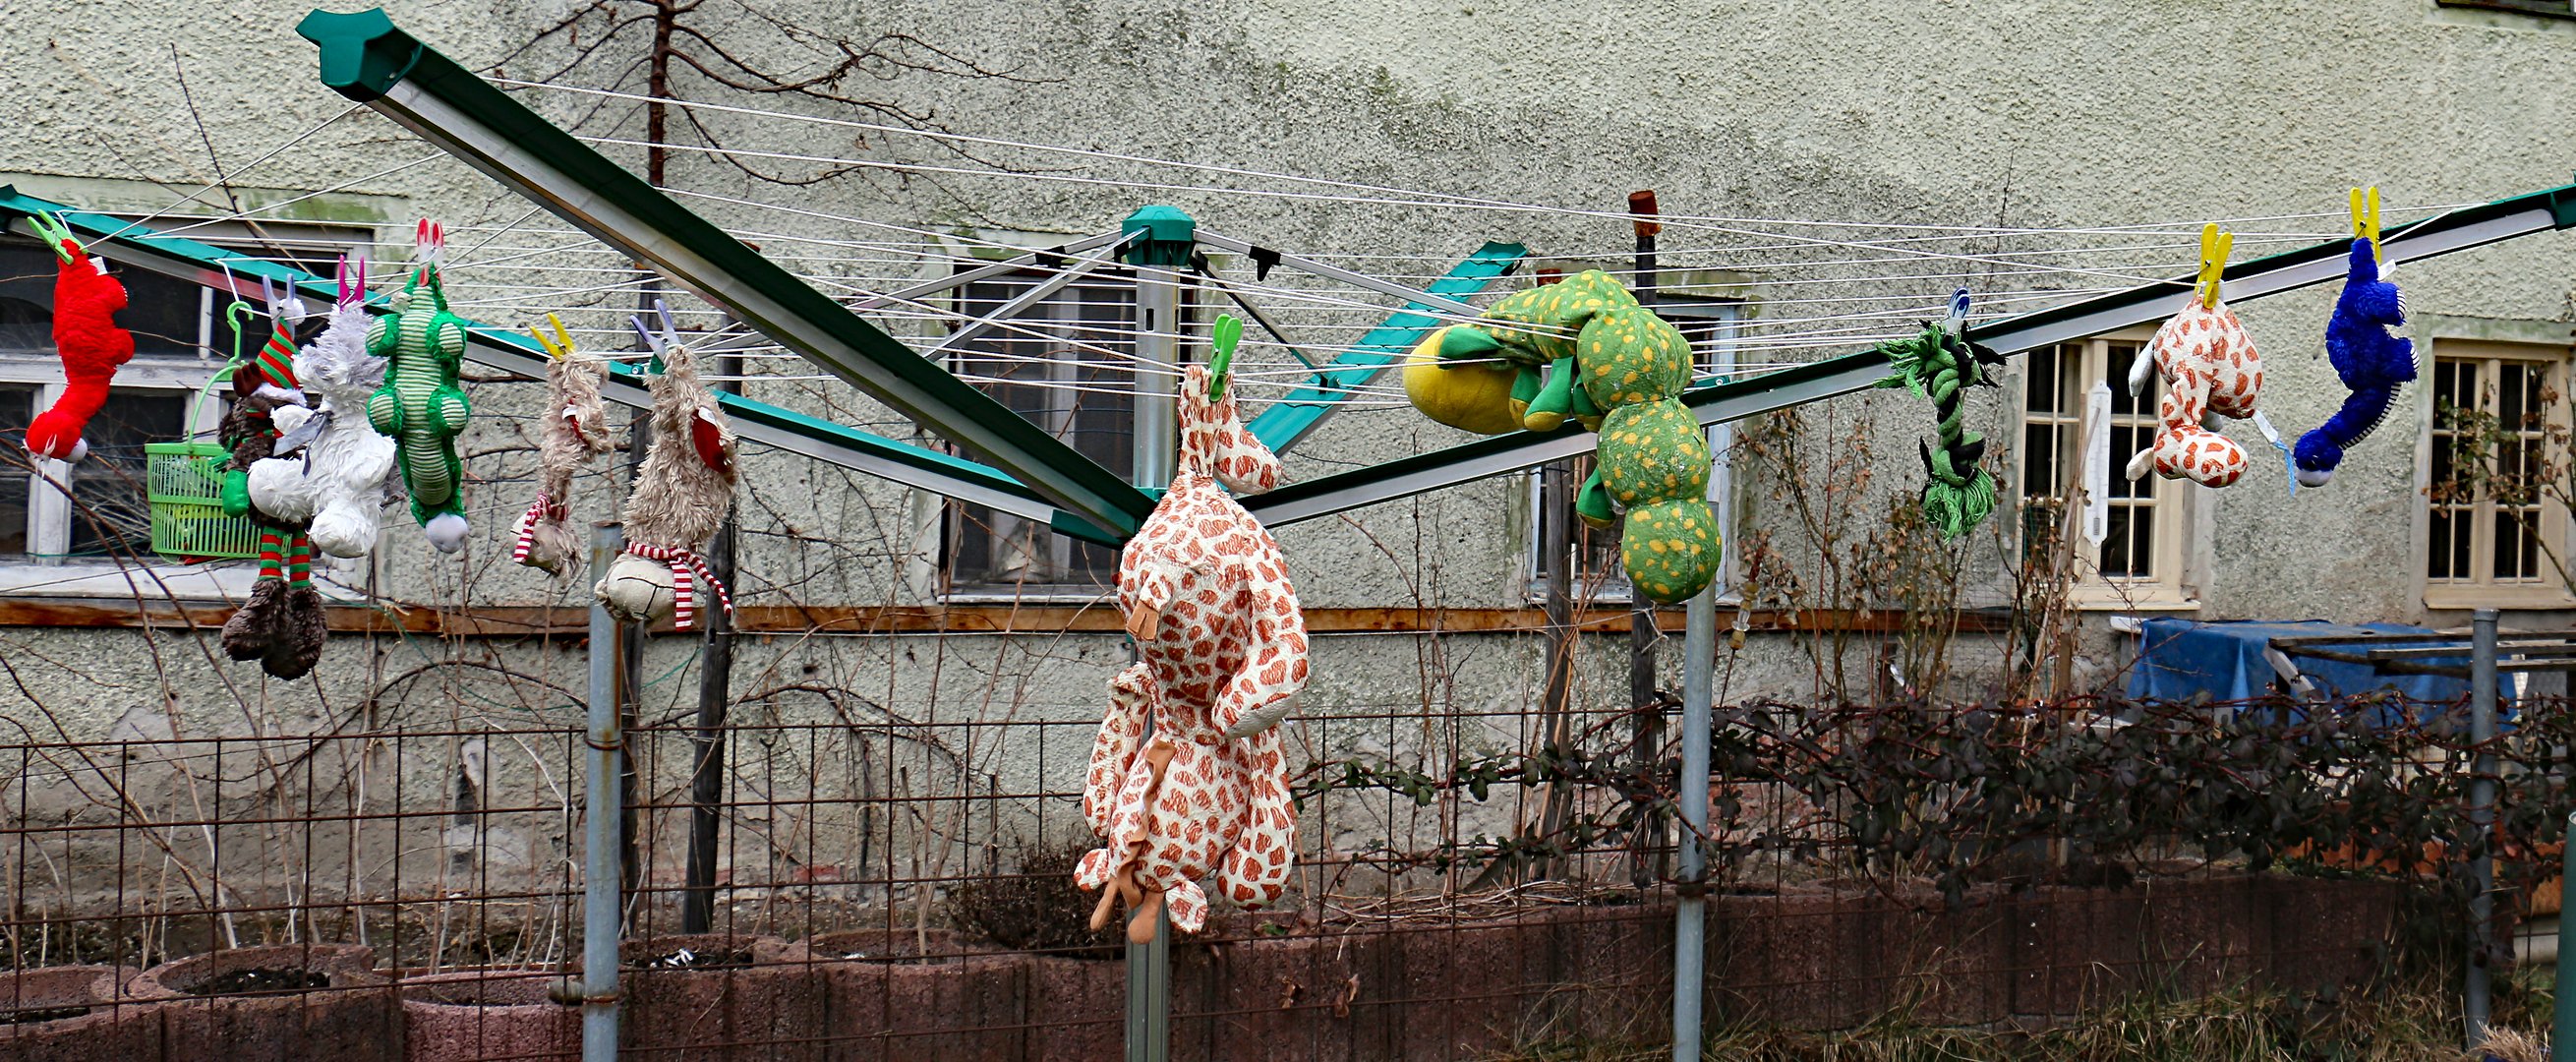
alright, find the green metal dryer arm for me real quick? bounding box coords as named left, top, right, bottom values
left=1245, top=180, right=2576, bottom=527
left=298, top=7, right=1156, bottom=540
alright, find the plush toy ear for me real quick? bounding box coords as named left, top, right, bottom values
left=689, top=408, right=729, bottom=471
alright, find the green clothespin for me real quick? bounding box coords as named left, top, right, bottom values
left=1208, top=314, right=1243, bottom=400
left=25, top=212, right=76, bottom=265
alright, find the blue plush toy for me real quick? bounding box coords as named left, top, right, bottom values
left=2293, top=233, right=2413, bottom=488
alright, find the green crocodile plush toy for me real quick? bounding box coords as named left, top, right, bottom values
left=1410, top=270, right=1720, bottom=604
left=366, top=221, right=473, bottom=553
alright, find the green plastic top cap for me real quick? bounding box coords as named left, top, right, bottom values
left=1122, top=206, right=1195, bottom=267
left=298, top=8, right=424, bottom=102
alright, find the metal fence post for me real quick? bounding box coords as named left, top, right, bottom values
left=2469, top=608, right=2498, bottom=1049
left=584, top=523, right=626, bottom=1062
left=2555, top=807, right=2575, bottom=1062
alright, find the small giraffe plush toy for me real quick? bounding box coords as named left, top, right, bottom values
left=1079, top=364, right=1308, bottom=944
left=2126, top=225, right=2272, bottom=489
left=367, top=221, right=473, bottom=553
left=596, top=301, right=738, bottom=627
left=510, top=315, right=613, bottom=576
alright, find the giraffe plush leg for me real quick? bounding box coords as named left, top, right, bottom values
left=1218, top=728, right=1297, bottom=909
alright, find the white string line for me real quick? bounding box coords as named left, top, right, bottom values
left=135, top=153, right=456, bottom=245
left=580, top=133, right=2231, bottom=287
left=496, top=79, right=2460, bottom=241
left=91, top=102, right=372, bottom=244
left=478, top=181, right=2214, bottom=356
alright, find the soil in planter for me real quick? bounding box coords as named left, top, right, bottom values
left=187, top=967, right=333, bottom=995
left=0, top=1005, right=89, bottom=1025
left=943, top=837, right=1124, bottom=960
left=627, top=946, right=755, bottom=972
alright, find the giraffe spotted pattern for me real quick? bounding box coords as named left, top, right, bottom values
left=1077, top=365, right=1306, bottom=937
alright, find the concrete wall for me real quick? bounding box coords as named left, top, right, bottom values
left=0, top=0, right=2569, bottom=910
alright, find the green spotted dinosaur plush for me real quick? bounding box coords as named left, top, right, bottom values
left=366, top=220, right=473, bottom=553
left=1410, top=270, right=1719, bottom=603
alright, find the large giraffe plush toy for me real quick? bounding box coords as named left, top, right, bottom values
left=2126, top=226, right=2272, bottom=489
left=1078, top=364, right=1308, bottom=943
left=596, top=302, right=738, bottom=627
left=250, top=257, right=400, bottom=559
left=510, top=315, right=613, bottom=576
left=367, top=221, right=473, bottom=553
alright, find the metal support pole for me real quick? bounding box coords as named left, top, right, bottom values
left=1629, top=191, right=1664, bottom=888
left=2554, top=807, right=2576, bottom=1062
left=582, top=523, right=625, bottom=1062
left=1123, top=206, right=1191, bottom=1062
left=2468, top=608, right=2499, bottom=1048
left=681, top=342, right=741, bottom=935
left=1671, top=578, right=1715, bottom=1061
left=1537, top=459, right=1576, bottom=882
left=1127, top=206, right=1190, bottom=491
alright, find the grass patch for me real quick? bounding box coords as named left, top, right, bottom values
left=1495, top=966, right=2553, bottom=1061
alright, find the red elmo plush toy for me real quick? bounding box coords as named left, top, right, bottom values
left=25, top=213, right=134, bottom=462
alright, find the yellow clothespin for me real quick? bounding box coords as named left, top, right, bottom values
left=2350, top=186, right=2382, bottom=261
left=531, top=313, right=575, bottom=360
left=2195, top=223, right=2233, bottom=310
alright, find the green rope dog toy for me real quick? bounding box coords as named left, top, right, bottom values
left=1873, top=289, right=2004, bottom=540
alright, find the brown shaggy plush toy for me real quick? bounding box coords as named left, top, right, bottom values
left=510, top=316, right=613, bottom=576
left=216, top=287, right=329, bottom=680
left=596, top=301, right=737, bottom=627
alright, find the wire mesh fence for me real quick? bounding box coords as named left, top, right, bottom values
left=0, top=648, right=2539, bottom=1060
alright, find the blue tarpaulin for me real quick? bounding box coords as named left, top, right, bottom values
left=2127, top=620, right=2472, bottom=714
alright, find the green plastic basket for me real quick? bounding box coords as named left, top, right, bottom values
left=144, top=350, right=261, bottom=563
left=146, top=441, right=260, bottom=562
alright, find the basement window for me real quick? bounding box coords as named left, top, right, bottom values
left=2437, top=0, right=2576, bottom=18
left=938, top=266, right=1156, bottom=600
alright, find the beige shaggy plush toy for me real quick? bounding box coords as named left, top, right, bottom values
left=596, top=302, right=737, bottom=627
left=511, top=315, right=613, bottom=576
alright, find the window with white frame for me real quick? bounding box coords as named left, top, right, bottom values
left=0, top=220, right=369, bottom=582
left=940, top=266, right=1158, bottom=597
left=1527, top=295, right=1742, bottom=603
left=2426, top=341, right=2572, bottom=605
left=2017, top=330, right=2193, bottom=605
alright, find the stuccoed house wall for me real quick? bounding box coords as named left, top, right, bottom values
left=0, top=0, right=2568, bottom=921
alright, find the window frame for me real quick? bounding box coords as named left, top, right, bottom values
left=2418, top=337, right=2576, bottom=610
left=2014, top=327, right=2202, bottom=611
left=1524, top=294, right=1744, bottom=606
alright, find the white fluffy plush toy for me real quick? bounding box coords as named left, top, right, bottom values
left=250, top=257, right=399, bottom=559
left=510, top=314, right=613, bottom=576
left=596, top=300, right=738, bottom=627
